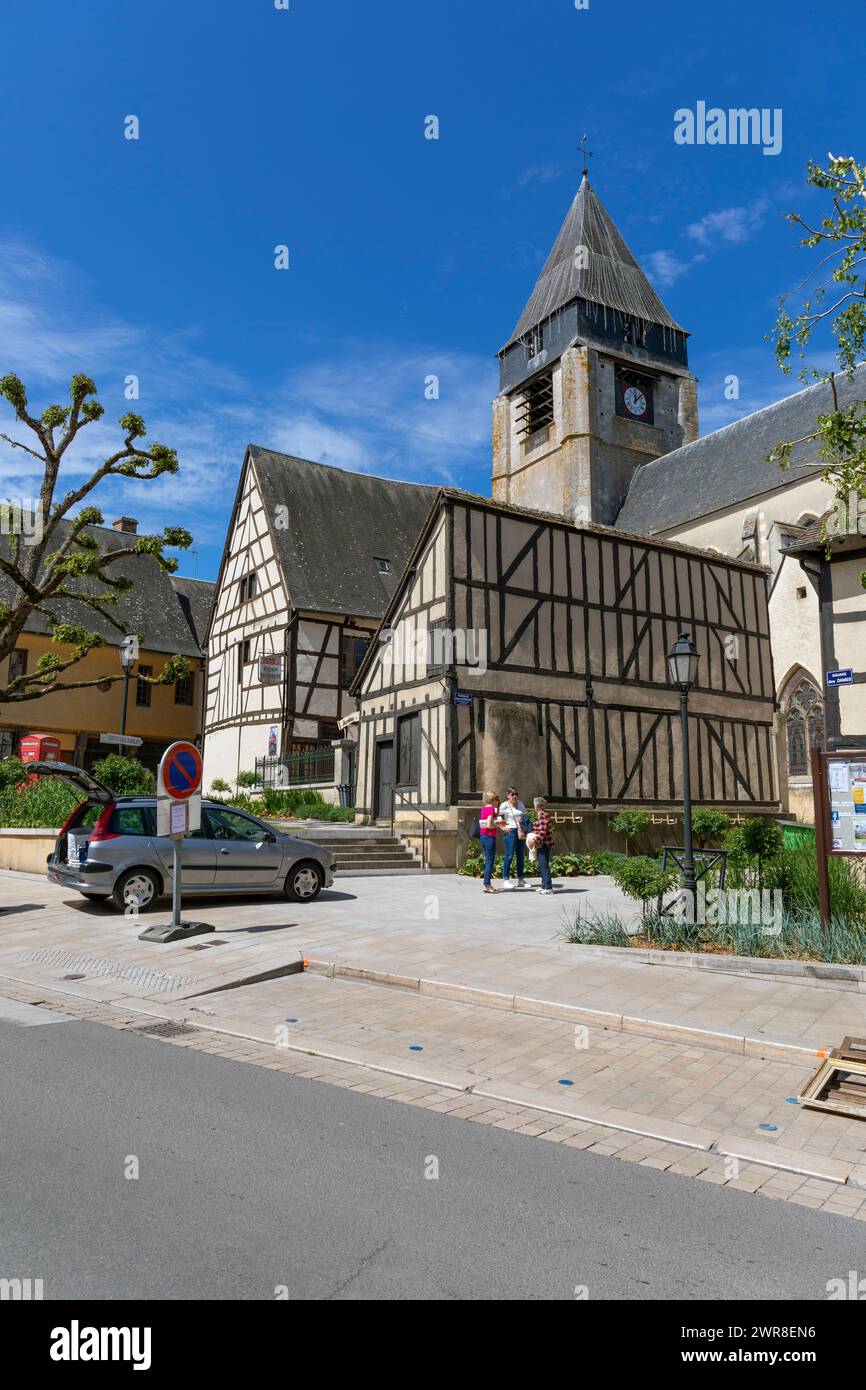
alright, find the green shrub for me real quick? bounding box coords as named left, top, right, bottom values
left=0, top=757, right=26, bottom=791
left=91, top=754, right=155, bottom=797
left=0, top=775, right=84, bottom=829
left=209, top=778, right=231, bottom=797
left=235, top=770, right=258, bottom=789
left=691, top=809, right=731, bottom=848
left=560, top=909, right=631, bottom=948
left=610, top=854, right=679, bottom=921
left=609, top=810, right=651, bottom=855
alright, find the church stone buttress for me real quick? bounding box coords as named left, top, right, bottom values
left=492, top=176, right=699, bottom=526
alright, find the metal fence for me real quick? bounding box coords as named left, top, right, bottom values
left=255, top=748, right=335, bottom=789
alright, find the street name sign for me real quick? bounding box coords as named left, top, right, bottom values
left=827, top=669, right=854, bottom=687
left=99, top=732, right=143, bottom=748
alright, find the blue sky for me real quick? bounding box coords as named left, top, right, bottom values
left=0, top=0, right=858, bottom=580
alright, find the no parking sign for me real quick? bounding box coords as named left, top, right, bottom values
left=158, top=741, right=202, bottom=801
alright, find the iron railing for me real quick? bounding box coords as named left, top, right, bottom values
left=255, top=748, right=335, bottom=789
left=390, top=788, right=433, bottom=871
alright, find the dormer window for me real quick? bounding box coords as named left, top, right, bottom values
left=623, top=318, right=647, bottom=347
left=375, top=557, right=391, bottom=575
left=525, top=326, right=544, bottom=360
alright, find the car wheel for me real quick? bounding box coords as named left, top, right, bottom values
left=113, top=868, right=161, bottom=913
left=284, top=860, right=324, bottom=903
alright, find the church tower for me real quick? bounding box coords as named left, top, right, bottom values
left=492, top=174, right=699, bottom=526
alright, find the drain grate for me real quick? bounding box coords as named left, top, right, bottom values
left=134, top=1020, right=198, bottom=1039
left=63, top=973, right=86, bottom=980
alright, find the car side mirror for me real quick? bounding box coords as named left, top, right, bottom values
left=260, top=831, right=276, bottom=845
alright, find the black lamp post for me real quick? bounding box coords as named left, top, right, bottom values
left=119, top=635, right=138, bottom=737
left=667, top=631, right=699, bottom=923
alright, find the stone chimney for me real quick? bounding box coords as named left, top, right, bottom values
left=112, top=516, right=138, bottom=534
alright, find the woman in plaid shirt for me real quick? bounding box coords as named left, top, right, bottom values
left=532, top=796, right=554, bottom=895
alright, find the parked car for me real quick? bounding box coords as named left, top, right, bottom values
left=34, top=762, right=335, bottom=911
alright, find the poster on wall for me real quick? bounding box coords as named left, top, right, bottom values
left=268, top=726, right=278, bottom=758
left=827, top=758, right=866, bottom=854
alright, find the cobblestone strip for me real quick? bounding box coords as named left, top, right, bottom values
left=4, top=975, right=865, bottom=1221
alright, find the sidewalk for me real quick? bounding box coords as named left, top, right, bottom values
left=4, top=868, right=866, bottom=1193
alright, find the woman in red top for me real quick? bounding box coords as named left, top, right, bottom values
left=479, top=791, right=502, bottom=893
left=532, top=796, right=555, bottom=894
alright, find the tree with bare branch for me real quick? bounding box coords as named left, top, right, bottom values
left=0, top=372, right=192, bottom=704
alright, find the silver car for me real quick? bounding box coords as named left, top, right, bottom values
left=38, top=762, right=335, bottom=911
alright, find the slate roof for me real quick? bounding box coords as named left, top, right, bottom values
left=249, top=446, right=440, bottom=619
left=616, top=366, right=866, bottom=537
left=1, top=522, right=204, bottom=658
left=171, top=577, right=215, bottom=651
left=505, top=176, right=685, bottom=349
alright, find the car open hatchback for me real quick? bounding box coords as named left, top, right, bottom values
left=35, top=762, right=335, bottom=912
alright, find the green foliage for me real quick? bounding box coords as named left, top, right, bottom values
left=610, top=855, right=678, bottom=919
left=235, top=770, right=258, bottom=789
left=724, top=818, right=784, bottom=893
left=209, top=778, right=231, bottom=796
left=690, top=809, right=731, bottom=848
left=90, top=754, right=154, bottom=796
left=0, top=757, right=25, bottom=790
left=609, top=810, right=651, bottom=855
left=222, top=786, right=355, bottom=822
left=0, top=774, right=83, bottom=828
left=769, top=155, right=866, bottom=584
left=560, top=909, right=632, bottom=948
left=458, top=844, right=601, bottom=879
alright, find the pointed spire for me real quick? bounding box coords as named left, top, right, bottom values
left=505, top=180, right=685, bottom=349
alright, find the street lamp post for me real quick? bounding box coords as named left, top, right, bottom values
left=667, top=631, right=699, bottom=924
left=119, top=635, right=138, bottom=737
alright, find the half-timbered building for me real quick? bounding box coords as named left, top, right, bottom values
left=202, top=445, right=436, bottom=788
left=351, top=490, right=779, bottom=863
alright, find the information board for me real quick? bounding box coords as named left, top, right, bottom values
left=827, top=756, right=866, bottom=854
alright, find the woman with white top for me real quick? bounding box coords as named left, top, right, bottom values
left=499, top=786, right=527, bottom=889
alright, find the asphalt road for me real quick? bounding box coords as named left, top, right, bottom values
left=0, top=1003, right=862, bottom=1301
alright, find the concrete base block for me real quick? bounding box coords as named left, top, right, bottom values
left=138, top=921, right=215, bottom=944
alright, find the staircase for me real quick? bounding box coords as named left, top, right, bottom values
left=290, top=826, right=423, bottom=875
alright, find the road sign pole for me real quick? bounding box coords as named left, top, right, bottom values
left=171, top=837, right=182, bottom=930
left=139, top=740, right=211, bottom=946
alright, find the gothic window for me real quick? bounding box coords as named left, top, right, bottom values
left=783, top=676, right=824, bottom=777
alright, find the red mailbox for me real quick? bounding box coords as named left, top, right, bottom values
left=19, top=734, right=63, bottom=767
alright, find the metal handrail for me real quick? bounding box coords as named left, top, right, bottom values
left=390, top=788, right=433, bottom=870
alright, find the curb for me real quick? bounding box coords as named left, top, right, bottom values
left=303, top=957, right=819, bottom=1063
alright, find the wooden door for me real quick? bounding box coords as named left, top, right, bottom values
left=375, top=740, right=395, bottom=820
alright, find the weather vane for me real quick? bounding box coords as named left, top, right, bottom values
left=578, top=134, right=593, bottom=177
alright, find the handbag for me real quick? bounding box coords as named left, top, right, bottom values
left=469, top=817, right=481, bottom=840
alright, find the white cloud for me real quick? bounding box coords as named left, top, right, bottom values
left=645, top=249, right=699, bottom=288
left=512, top=163, right=563, bottom=192
left=686, top=200, right=768, bottom=248
left=0, top=238, right=496, bottom=552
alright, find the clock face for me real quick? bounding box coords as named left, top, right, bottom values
left=623, top=385, right=647, bottom=417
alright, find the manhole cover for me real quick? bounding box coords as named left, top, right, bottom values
left=134, top=1021, right=198, bottom=1039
